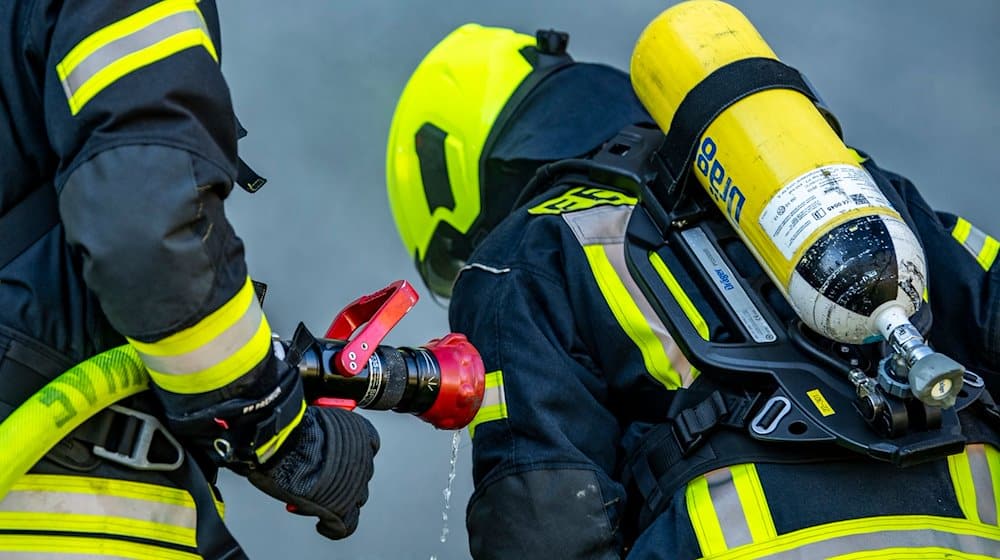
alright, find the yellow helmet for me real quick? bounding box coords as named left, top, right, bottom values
left=386, top=24, right=572, bottom=297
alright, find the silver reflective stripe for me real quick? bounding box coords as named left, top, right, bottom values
left=756, top=529, right=1000, bottom=559
left=459, top=263, right=511, bottom=275
left=1, top=490, right=196, bottom=529
left=705, top=468, right=754, bottom=549
left=135, top=297, right=263, bottom=375
left=563, top=204, right=633, bottom=246
left=61, top=10, right=209, bottom=101
left=481, top=381, right=506, bottom=409
left=967, top=444, right=999, bottom=526
left=606, top=242, right=697, bottom=386
left=564, top=206, right=697, bottom=387
left=963, top=225, right=989, bottom=260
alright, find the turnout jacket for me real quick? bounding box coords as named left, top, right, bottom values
left=450, top=156, right=1000, bottom=559
left=0, top=1, right=296, bottom=557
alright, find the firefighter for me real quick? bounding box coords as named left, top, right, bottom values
left=0, top=1, right=378, bottom=557
left=385, top=24, right=1000, bottom=558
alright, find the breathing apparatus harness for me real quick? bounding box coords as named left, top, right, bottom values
left=513, top=57, right=1000, bottom=533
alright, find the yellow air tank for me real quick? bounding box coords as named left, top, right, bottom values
left=630, top=0, right=963, bottom=407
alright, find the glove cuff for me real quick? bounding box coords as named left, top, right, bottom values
left=165, top=360, right=307, bottom=467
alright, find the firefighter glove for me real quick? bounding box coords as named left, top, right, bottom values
left=248, top=405, right=380, bottom=540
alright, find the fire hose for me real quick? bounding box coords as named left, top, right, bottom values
left=0, top=280, right=484, bottom=500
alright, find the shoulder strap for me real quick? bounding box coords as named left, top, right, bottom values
left=0, top=185, right=60, bottom=271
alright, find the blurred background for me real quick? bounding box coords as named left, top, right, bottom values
left=216, top=1, right=999, bottom=558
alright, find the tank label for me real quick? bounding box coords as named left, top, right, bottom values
left=759, top=165, right=892, bottom=260
left=681, top=228, right=777, bottom=343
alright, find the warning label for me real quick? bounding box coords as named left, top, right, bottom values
left=759, top=165, right=893, bottom=260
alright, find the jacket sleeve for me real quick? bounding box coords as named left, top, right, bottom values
left=33, top=0, right=301, bottom=464
left=865, top=161, right=1000, bottom=387
left=450, top=263, right=626, bottom=559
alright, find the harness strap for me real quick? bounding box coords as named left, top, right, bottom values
left=621, top=387, right=1000, bottom=534
left=0, top=185, right=59, bottom=271
left=0, top=325, right=74, bottom=422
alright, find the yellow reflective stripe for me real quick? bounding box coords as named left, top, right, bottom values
left=11, top=474, right=194, bottom=508
left=255, top=399, right=307, bottom=463
left=0, top=513, right=194, bottom=548
left=952, top=218, right=999, bottom=271
left=953, top=444, right=999, bottom=526
left=584, top=245, right=683, bottom=389
left=1, top=476, right=198, bottom=549
left=847, top=148, right=868, bottom=164
left=687, top=465, right=776, bottom=555
left=828, top=546, right=998, bottom=560
left=700, top=515, right=1000, bottom=560
left=129, top=276, right=257, bottom=357
left=686, top=472, right=729, bottom=556
left=950, top=448, right=982, bottom=524
left=648, top=251, right=709, bottom=340
left=56, top=0, right=217, bottom=115
left=129, top=276, right=273, bottom=394
left=468, top=370, right=507, bottom=439
left=730, top=464, right=777, bottom=543
left=977, top=237, right=999, bottom=271
left=0, top=534, right=200, bottom=559
left=987, top=446, right=1000, bottom=527
left=953, top=218, right=973, bottom=244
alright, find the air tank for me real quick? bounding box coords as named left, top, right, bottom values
left=630, top=0, right=963, bottom=407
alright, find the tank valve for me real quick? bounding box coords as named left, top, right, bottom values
left=874, top=307, right=964, bottom=408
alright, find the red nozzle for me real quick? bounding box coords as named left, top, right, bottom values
left=418, top=334, right=485, bottom=430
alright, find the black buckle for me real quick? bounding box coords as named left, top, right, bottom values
left=91, top=405, right=185, bottom=471
left=672, top=391, right=726, bottom=455
left=671, top=390, right=762, bottom=456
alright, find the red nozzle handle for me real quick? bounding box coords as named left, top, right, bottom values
left=326, top=280, right=418, bottom=377
left=418, top=333, right=486, bottom=430
left=312, top=397, right=357, bottom=411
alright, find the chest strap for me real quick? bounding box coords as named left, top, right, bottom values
left=0, top=185, right=59, bottom=271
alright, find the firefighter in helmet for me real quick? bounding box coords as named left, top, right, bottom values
left=386, top=22, right=1000, bottom=559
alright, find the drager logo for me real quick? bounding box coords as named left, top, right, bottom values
left=714, top=267, right=735, bottom=291
left=696, top=137, right=746, bottom=224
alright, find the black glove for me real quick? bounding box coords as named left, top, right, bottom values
left=248, top=405, right=380, bottom=540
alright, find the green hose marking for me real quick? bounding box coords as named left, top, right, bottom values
left=0, top=345, right=150, bottom=500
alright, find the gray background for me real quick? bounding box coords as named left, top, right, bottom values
left=214, top=1, right=999, bottom=558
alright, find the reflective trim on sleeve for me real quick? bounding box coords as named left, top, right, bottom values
left=128, top=276, right=273, bottom=394
left=952, top=217, right=1000, bottom=271
left=686, top=465, right=776, bottom=555
left=649, top=252, right=710, bottom=340
left=468, top=370, right=507, bottom=439
left=565, top=205, right=696, bottom=389
left=56, top=0, right=218, bottom=115
left=255, top=399, right=307, bottom=463
left=0, top=535, right=200, bottom=560
left=694, top=516, right=1000, bottom=559
left=949, top=444, right=1000, bottom=527
left=0, top=474, right=198, bottom=550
